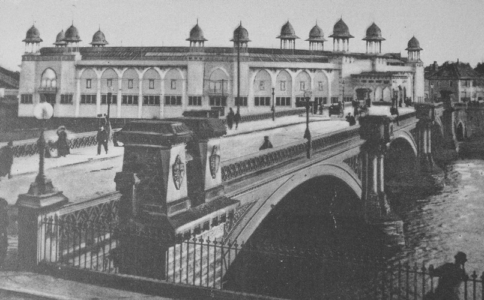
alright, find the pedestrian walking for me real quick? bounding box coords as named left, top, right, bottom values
left=259, top=136, right=273, bottom=150
left=56, top=126, right=70, bottom=157
left=0, top=198, right=8, bottom=269
left=226, top=108, right=235, bottom=130
left=0, top=141, right=14, bottom=180
left=234, top=109, right=241, bottom=129
left=426, top=252, right=468, bottom=300
left=104, top=114, right=112, bottom=142
left=97, top=126, right=108, bottom=155
left=346, top=113, right=356, bottom=126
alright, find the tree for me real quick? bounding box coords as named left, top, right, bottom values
left=474, top=62, right=484, bottom=75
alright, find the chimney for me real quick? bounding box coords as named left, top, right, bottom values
left=433, top=61, right=438, bottom=71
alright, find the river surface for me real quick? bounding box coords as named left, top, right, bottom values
left=395, top=158, right=484, bottom=272
left=225, top=159, right=484, bottom=299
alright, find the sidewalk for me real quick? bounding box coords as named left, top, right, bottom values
left=0, top=271, right=171, bottom=300
left=10, top=143, right=124, bottom=177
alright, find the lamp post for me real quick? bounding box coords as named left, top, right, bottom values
left=16, top=100, right=67, bottom=271
left=271, top=87, right=275, bottom=121
left=303, top=90, right=312, bottom=159
left=236, top=31, right=241, bottom=116
left=32, top=101, right=54, bottom=194
left=430, top=83, right=434, bottom=103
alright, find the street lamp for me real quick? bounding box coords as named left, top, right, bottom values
left=430, top=84, right=434, bottom=103
left=271, top=87, right=275, bottom=121
left=303, top=90, right=312, bottom=159
left=32, top=100, right=54, bottom=194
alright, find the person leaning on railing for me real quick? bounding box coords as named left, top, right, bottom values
left=426, top=252, right=469, bottom=300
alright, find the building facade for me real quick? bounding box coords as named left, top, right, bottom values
left=425, top=60, right=484, bottom=103
left=18, top=20, right=425, bottom=119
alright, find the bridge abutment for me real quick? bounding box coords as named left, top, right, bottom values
left=359, top=115, right=405, bottom=246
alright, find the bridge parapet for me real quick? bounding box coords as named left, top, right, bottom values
left=221, top=126, right=360, bottom=183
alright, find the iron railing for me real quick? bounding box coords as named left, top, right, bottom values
left=38, top=218, right=484, bottom=299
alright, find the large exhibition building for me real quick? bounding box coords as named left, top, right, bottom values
left=18, top=19, right=425, bottom=119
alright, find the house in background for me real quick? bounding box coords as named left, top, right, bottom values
left=0, top=66, right=20, bottom=131
left=425, top=60, right=484, bottom=103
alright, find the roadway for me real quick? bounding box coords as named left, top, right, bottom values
left=1, top=107, right=415, bottom=206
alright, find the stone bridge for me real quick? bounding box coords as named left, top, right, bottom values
left=99, top=103, right=449, bottom=281
left=18, top=102, right=462, bottom=289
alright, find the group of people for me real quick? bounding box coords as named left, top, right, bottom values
left=226, top=108, right=241, bottom=130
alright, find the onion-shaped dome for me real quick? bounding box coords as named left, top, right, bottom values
left=231, top=23, right=251, bottom=43
left=64, top=24, right=81, bottom=43
left=90, top=29, right=108, bottom=46
left=277, top=21, right=299, bottom=39
left=23, top=25, right=43, bottom=43
left=406, top=36, right=422, bottom=51
left=187, top=23, right=207, bottom=42
left=329, top=18, right=354, bottom=39
left=53, top=30, right=67, bottom=46
left=363, top=23, right=385, bottom=41
left=306, top=23, right=327, bottom=42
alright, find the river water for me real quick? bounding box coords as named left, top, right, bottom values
left=225, top=159, right=484, bottom=298
left=394, top=158, right=484, bottom=272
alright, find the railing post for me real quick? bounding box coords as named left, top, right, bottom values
left=16, top=178, right=68, bottom=270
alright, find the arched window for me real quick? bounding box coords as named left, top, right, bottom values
left=41, top=69, right=57, bottom=88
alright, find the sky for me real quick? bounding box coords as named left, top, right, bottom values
left=1, top=0, right=484, bottom=71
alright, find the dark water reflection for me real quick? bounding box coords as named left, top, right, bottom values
left=225, top=159, right=484, bottom=299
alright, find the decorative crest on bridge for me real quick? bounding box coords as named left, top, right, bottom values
left=172, top=155, right=185, bottom=190
left=209, top=145, right=220, bottom=179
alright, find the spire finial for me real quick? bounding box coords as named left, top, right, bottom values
left=197, top=18, right=198, bottom=25
left=99, top=24, right=101, bottom=31
left=240, top=21, right=242, bottom=26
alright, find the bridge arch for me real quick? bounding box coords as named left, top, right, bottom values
left=391, top=131, right=418, bottom=157
left=386, top=135, right=418, bottom=183
left=227, top=163, right=361, bottom=244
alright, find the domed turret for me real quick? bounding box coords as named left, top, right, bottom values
left=406, top=36, right=422, bottom=61
left=187, top=21, right=207, bottom=48
left=23, top=25, right=42, bottom=53
left=306, top=23, right=326, bottom=51
left=64, top=24, right=81, bottom=43
left=91, top=29, right=108, bottom=47
left=329, top=18, right=354, bottom=52
left=53, top=30, right=67, bottom=47
left=23, top=25, right=43, bottom=43
left=277, top=21, right=299, bottom=51
left=406, top=36, right=422, bottom=51
left=330, top=19, right=354, bottom=39
left=363, top=23, right=385, bottom=54
left=231, top=22, right=250, bottom=49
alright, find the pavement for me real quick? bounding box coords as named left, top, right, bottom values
left=9, top=143, right=124, bottom=177
left=0, top=272, right=172, bottom=299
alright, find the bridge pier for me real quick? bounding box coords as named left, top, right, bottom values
left=412, top=103, right=445, bottom=192
left=359, top=115, right=405, bottom=246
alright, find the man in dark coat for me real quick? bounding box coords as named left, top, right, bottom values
left=429, top=252, right=468, bottom=300
left=0, top=141, right=13, bottom=180
left=97, top=126, right=108, bottom=155
left=56, top=126, right=70, bottom=157
left=259, top=136, right=274, bottom=150
left=226, top=108, right=235, bottom=130
left=234, top=109, right=241, bottom=129
left=0, top=198, right=8, bottom=269
left=346, top=113, right=356, bottom=126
